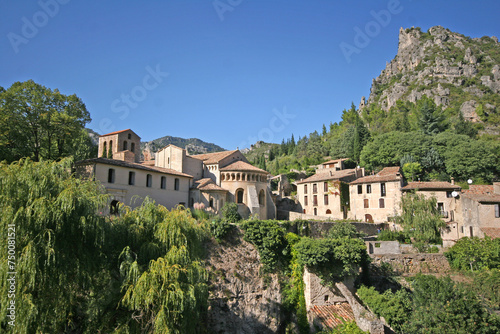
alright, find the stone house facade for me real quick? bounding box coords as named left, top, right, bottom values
left=77, top=129, right=275, bottom=219
left=349, top=167, right=404, bottom=223
left=296, top=160, right=364, bottom=219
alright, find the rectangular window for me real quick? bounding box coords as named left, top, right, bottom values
left=380, top=183, right=386, bottom=197
left=313, top=184, right=318, bottom=194
left=357, top=185, right=363, bottom=194
left=446, top=191, right=453, bottom=198
left=146, top=174, right=152, bottom=187
left=495, top=204, right=500, bottom=218
left=304, top=184, right=308, bottom=194
left=128, top=171, right=135, bottom=185
left=324, top=194, right=329, bottom=205
left=364, top=199, right=369, bottom=208
left=313, top=195, right=318, bottom=206
left=108, top=169, right=115, bottom=183
left=304, top=196, right=308, bottom=206
left=161, top=176, right=166, bottom=189
left=379, top=198, right=385, bottom=208
left=367, top=185, right=371, bottom=194
left=324, top=182, right=328, bottom=192
left=174, top=178, right=180, bottom=191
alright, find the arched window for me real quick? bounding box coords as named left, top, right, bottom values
left=221, top=174, right=225, bottom=181
left=326, top=209, right=332, bottom=214
left=102, top=141, right=107, bottom=157
left=236, top=188, right=244, bottom=204
left=313, top=208, right=317, bottom=216
left=365, top=214, right=373, bottom=223
left=123, top=141, right=128, bottom=151
left=131, top=142, right=135, bottom=153
left=259, top=189, right=265, bottom=205
left=174, top=178, right=180, bottom=191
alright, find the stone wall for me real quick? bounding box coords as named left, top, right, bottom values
left=370, top=254, right=450, bottom=275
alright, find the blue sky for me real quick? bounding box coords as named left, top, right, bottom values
left=1, top=1, right=499, bottom=150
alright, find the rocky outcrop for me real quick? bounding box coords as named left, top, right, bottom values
left=364, top=26, right=500, bottom=120
left=205, top=227, right=283, bottom=333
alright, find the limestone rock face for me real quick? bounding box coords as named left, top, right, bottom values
left=205, top=228, right=283, bottom=334
left=364, top=26, right=500, bottom=122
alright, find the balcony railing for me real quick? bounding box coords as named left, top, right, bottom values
left=440, top=211, right=449, bottom=218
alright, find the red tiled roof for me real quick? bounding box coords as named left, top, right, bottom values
left=191, top=178, right=227, bottom=192
left=309, top=303, right=355, bottom=330
left=350, top=166, right=402, bottom=185
left=220, top=160, right=269, bottom=173
left=465, top=185, right=494, bottom=195
left=402, top=181, right=461, bottom=191
left=76, top=158, right=192, bottom=178
left=100, top=129, right=133, bottom=137
left=481, top=228, right=500, bottom=239
left=321, top=158, right=348, bottom=165
left=463, top=185, right=500, bottom=203
left=190, top=150, right=239, bottom=164
left=296, top=169, right=357, bottom=184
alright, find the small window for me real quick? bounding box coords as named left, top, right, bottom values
left=128, top=133, right=131, bottom=139
left=313, top=184, right=317, bottom=194
left=324, top=182, right=328, bottom=192
left=313, top=195, right=318, bottom=206
left=381, top=183, right=386, bottom=197
left=358, top=185, right=363, bottom=194
left=437, top=202, right=444, bottom=213
left=110, top=200, right=119, bottom=215
left=128, top=171, right=135, bottom=185
left=364, top=198, right=369, bottom=208
left=102, top=142, right=107, bottom=157
left=495, top=204, right=500, bottom=218
left=108, top=168, right=115, bottom=183
left=304, top=184, right=308, bottom=194
left=209, top=198, right=214, bottom=208
left=304, top=196, right=308, bottom=206
left=131, top=142, right=135, bottom=153
left=446, top=191, right=453, bottom=198
left=259, top=189, right=265, bottom=206
left=146, top=174, right=152, bottom=187
left=367, top=184, right=371, bottom=194
left=236, top=188, right=244, bottom=204
left=161, top=176, right=166, bottom=189
left=174, top=178, right=180, bottom=191
left=326, top=209, right=332, bottom=214
left=324, top=295, right=329, bottom=302
left=313, top=208, right=317, bottom=216
left=123, top=141, right=128, bottom=151
left=379, top=198, right=385, bottom=208
left=324, top=194, right=329, bottom=205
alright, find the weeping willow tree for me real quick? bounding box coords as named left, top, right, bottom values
left=0, top=158, right=109, bottom=333
left=118, top=202, right=209, bottom=334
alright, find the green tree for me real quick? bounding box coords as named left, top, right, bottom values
left=0, top=158, right=108, bottom=333
left=445, top=237, right=500, bottom=272
left=402, top=162, right=422, bottom=181
left=395, top=192, right=445, bottom=248
left=221, top=202, right=241, bottom=224
left=417, top=97, right=443, bottom=135
left=0, top=80, right=91, bottom=162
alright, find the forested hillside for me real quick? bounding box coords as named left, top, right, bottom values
left=247, top=27, right=500, bottom=185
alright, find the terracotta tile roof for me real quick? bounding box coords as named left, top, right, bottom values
left=100, top=129, right=136, bottom=137
left=463, top=185, right=500, bottom=203
left=219, top=160, right=269, bottom=173
left=296, top=169, right=357, bottom=184
left=191, top=178, right=227, bottom=192
left=350, top=166, right=402, bottom=185
left=190, top=150, right=239, bottom=164
left=481, top=228, right=500, bottom=239
left=309, top=303, right=355, bottom=330
left=76, top=158, right=192, bottom=178
left=402, top=181, right=461, bottom=191
left=321, top=158, right=348, bottom=165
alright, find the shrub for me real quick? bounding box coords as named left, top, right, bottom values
left=221, top=202, right=241, bottom=224
left=210, top=217, right=231, bottom=242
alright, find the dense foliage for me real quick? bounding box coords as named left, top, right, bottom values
left=358, top=275, right=500, bottom=334
left=0, top=80, right=96, bottom=163
left=445, top=236, right=500, bottom=271
left=0, top=159, right=209, bottom=333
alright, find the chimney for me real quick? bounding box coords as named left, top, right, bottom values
left=451, top=177, right=455, bottom=185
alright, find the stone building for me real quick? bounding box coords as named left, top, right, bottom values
left=296, top=166, right=363, bottom=219
left=349, top=167, right=404, bottom=223
left=458, top=184, right=500, bottom=239
left=77, top=129, right=275, bottom=219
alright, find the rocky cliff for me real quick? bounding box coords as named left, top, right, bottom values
left=363, top=26, right=500, bottom=125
